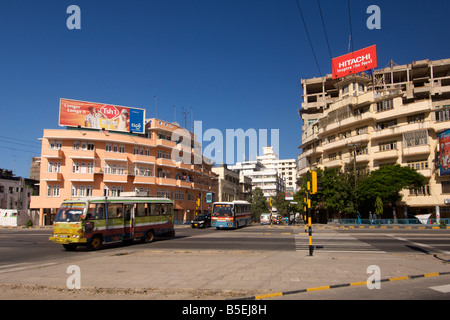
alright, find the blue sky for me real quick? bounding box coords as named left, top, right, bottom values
left=0, top=0, right=449, bottom=178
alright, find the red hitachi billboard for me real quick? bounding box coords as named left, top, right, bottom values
left=332, top=45, right=377, bottom=79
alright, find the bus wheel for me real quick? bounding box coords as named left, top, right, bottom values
left=142, top=230, right=154, bottom=243
left=63, top=244, right=77, bottom=251
left=88, top=235, right=103, bottom=250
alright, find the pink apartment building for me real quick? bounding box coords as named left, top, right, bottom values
left=30, top=118, right=217, bottom=226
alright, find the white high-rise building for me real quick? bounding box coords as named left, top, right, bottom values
left=228, top=146, right=298, bottom=198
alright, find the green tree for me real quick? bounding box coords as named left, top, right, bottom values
left=250, top=187, right=268, bottom=222
left=273, top=191, right=289, bottom=216
left=375, top=196, right=383, bottom=218
left=357, top=164, right=426, bottom=220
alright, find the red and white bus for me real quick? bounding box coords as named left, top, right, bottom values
left=211, top=200, right=251, bottom=229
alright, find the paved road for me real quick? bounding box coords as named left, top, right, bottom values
left=2, top=224, right=450, bottom=275
left=2, top=224, right=450, bottom=301
left=2, top=225, right=450, bottom=266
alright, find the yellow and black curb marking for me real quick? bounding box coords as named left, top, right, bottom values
left=235, top=271, right=450, bottom=300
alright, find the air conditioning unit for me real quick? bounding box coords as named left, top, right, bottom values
left=445, top=199, right=450, bottom=205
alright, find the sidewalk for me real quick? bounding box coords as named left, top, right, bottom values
left=1, top=242, right=450, bottom=299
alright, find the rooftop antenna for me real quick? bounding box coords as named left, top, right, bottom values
left=348, top=35, right=352, bottom=53
left=173, top=105, right=176, bottom=122
left=154, top=96, right=157, bottom=119
left=190, top=106, right=193, bottom=132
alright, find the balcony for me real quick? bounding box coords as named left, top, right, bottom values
left=373, top=149, right=399, bottom=160
left=403, top=144, right=430, bottom=156
left=372, top=121, right=431, bottom=140
left=103, top=173, right=128, bottom=183
left=176, top=180, right=192, bottom=188
left=417, top=169, right=432, bottom=178
left=176, top=161, right=193, bottom=171
left=66, top=172, right=95, bottom=182
left=156, top=158, right=177, bottom=168
left=42, top=149, right=63, bottom=159
left=156, top=139, right=176, bottom=148
left=103, top=152, right=128, bottom=162
left=131, top=154, right=156, bottom=165
left=40, top=172, right=63, bottom=181
left=323, top=134, right=370, bottom=152
left=156, top=177, right=177, bottom=186
left=68, top=150, right=96, bottom=160
left=133, top=176, right=156, bottom=185
left=323, top=159, right=343, bottom=169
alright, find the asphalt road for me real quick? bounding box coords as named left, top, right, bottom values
left=2, top=224, right=450, bottom=266
left=2, top=224, right=450, bottom=300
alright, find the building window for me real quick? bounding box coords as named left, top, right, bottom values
left=409, top=185, right=431, bottom=196
left=356, top=126, right=368, bottom=135
left=442, top=181, right=450, bottom=194
left=47, top=185, right=60, bottom=197
left=407, top=160, right=428, bottom=170
left=355, top=146, right=368, bottom=155
left=71, top=185, right=79, bottom=197
left=407, top=113, right=425, bottom=124
left=379, top=141, right=397, bottom=151
left=72, top=162, right=80, bottom=173
left=376, top=119, right=397, bottom=130
left=435, top=106, right=450, bottom=122
left=376, top=99, right=394, bottom=112
left=403, top=130, right=428, bottom=147
left=105, top=143, right=112, bottom=152
left=48, top=162, right=61, bottom=173
left=49, top=140, right=62, bottom=150
left=157, top=150, right=171, bottom=159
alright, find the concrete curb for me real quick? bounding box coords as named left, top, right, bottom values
left=235, top=271, right=450, bottom=300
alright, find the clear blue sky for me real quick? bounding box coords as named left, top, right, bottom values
left=0, top=0, right=449, bottom=178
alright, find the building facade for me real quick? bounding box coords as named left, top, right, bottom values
left=228, top=146, right=295, bottom=198
left=298, top=58, right=450, bottom=218
left=211, top=164, right=252, bottom=202
left=30, top=118, right=217, bottom=225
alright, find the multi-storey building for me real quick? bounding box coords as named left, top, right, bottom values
left=211, top=164, right=252, bottom=202
left=298, top=58, right=450, bottom=218
left=30, top=118, right=217, bottom=225
left=228, top=146, right=294, bottom=198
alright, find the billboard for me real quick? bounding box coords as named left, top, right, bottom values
left=439, top=129, right=450, bottom=176
left=59, top=98, right=146, bottom=134
left=332, top=45, right=377, bottom=79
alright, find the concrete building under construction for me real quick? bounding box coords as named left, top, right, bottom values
left=298, top=58, right=450, bottom=220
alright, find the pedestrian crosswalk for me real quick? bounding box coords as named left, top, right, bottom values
left=295, top=232, right=386, bottom=254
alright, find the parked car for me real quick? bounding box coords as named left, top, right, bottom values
left=191, top=213, right=211, bottom=228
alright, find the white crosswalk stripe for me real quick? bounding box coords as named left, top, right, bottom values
left=295, top=232, right=385, bottom=254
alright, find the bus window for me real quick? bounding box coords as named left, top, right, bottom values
left=212, top=204, right=233, bottom=217
left=95, top=204, right=105, bottom=219
left=108, top=203, right=123, bottom=218
left=124, top=204, right=132, bottom=221
left=135, top=203, right=146, bottom=217
left=161, top=203, right=172, bottom=215
left=87, top=203, right=96, bottom=220
left=149, top=203, right=158, bottom=216
left=54, top=208, right=83, bottom=222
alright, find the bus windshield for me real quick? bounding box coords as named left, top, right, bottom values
left=54, top=203, right=86, bottom=222
left=212, top=204, right=233, bottom=217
